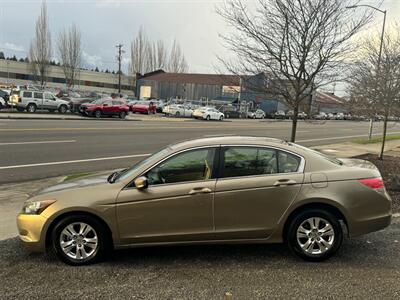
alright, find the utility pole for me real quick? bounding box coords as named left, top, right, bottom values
left=116, top=44, right=125, bottom=94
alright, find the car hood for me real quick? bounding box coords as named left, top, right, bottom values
left=37, top=174, right=109, bottom=195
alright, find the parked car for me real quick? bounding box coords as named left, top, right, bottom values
left=247, top=109, right=266, bottom=119
left=0, top=89, right=10, bottom=107
left=131, top=102, right=157, bottom=114
left=335, top=113, right=345, bottom=120
left=79, top=98, right=129, bottom=119
left=193, top=107, right=224, bottom=121
left=313, top=112, right=327, bottom=120
left=163, top=104, right=193, bottom=117
left=274, top=110, right=286, bottom=119
left=223, top=109, right=244, bottom=119
left=16, top=136, right=392, bottom=265
left=9, top=90, right=70, bottom=113
left=286, top=110, right=308, bottom=120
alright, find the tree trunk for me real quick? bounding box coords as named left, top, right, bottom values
left=290, top=105, right=299, bottom=142
left=368, top=118, right=373, bottom=140
left=379, top=114, right=388, bottom=160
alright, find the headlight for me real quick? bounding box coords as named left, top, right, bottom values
left=21, top=199, right=56, bottom=215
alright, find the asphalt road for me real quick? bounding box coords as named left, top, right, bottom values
left=1, top=217, right=399, bottom=299
left=1, top=118, right=400, bottom=184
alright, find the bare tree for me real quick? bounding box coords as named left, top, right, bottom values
left=167, top=39, right=188, bottom=73
left=218, top=0, right=371, bottom=142
left=29, top=1, right=52, bottom=87
left=349, top=27, right=400, bottom=159
left=130, top=27, right=149, bottom=75
left=130, top=28, right=188, bottom=75
left=57, top=24, right=82, bottom=88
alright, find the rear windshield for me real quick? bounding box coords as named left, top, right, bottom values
left=290, top=143, right=343, bottom=166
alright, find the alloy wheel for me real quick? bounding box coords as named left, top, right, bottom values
left=59, top=222, right=98, bottom=260
left=296, top=217, right=335, bottom=255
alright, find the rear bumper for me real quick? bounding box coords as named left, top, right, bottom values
left=349, top=214, right=392, bottom=237
left=16, top=214, right=47, bottom=252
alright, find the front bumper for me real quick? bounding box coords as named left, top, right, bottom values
left=16, top=214, right=48, bottom=252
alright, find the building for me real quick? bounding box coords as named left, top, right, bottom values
left=313, top=91, right=346, bottom=113
left=136, top=70, right=241, bottom=100
left=0, top=59, right=135, bottom=96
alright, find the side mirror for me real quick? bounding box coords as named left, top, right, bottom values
left=134, top=176, right=148, bottom=190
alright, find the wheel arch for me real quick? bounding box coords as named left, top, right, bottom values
left=45, top=210, right=114, bottom=250
left=282, top=201, right=348, bottom=241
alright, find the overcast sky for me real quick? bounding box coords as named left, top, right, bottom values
left=1, top=0, right=400, bottom=81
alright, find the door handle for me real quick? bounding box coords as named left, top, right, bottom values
left=188, top=187, right=212, bottom=195
left=273, top=179, right=297, bottom=186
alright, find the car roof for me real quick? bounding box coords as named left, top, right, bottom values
left=169, top=136, right=289, bottom=151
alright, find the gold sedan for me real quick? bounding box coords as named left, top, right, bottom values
left=17, top=136, right=392, bottom=265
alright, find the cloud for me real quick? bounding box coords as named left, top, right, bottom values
left=2, top=42, right=25, bottom=53
left=82, top=50, right=103, bottom=67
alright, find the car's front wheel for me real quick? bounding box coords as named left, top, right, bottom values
left=286, top=209, right=343, bottom=262
left=94, top=110, right=102, bottom=118
left=119, top=110, right=127, bottom=119
left=50, top=214, right=110, bottom=265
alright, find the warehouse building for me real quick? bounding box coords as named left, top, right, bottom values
left=136, top=70, right=241, bottom=100
left=0, top=59, right=135, bottom=95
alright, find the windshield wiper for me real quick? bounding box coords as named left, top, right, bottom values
left=107, top=168, right=128, bottom=183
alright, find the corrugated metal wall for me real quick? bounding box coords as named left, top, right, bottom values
left=137, top=79, right=223, bottom=100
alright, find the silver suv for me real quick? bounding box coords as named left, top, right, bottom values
left=11, top=90, right=69, bottom=113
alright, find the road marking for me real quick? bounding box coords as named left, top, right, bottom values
left=297, top=131, right=400, bottom=143
left=0, top=140, right=76, bottom=146
left=0, top=154, right=151, bottom=170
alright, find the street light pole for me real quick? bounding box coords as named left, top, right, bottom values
left=347, top=4, right=387, bottom=156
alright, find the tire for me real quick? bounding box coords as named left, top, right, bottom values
left=219, top=115, right=224, bottom=121
left=50, top=214, right=110, bottom=266
left=27, top=103, right=37, bottom=113
left=119, top=110, right=127, bottom=119
left=253, top=115, right=256, bottom=119
left=206, top=115, right=210, bottom=121
left=58, top=105, right=68, bottom=114
left=286, top=209, right=343, bottom=262
left=175, top=111, right=180, bottom=117
left=94, top=110, right=102, bottom=118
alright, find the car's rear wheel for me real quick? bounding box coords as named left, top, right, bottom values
left=175, top=111, right=180, bottom=117
left=27, top=103, right=37, bottom=113
left=119, top=110, right=127, bottom=119
left=219, top=115, right=224, bottom=121
left=94, top=110, right=102, bottom=118
left=286, top=209, right=343, bottom=262
left=206, top=115, right=210, bottom=121
left=50, top=215, right=109, bottom=265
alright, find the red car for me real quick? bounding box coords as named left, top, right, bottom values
left=131, top=102, right=157, bottom=114
left=79, top=98, right=129, bottom=119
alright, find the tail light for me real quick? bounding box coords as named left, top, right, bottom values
left=358, top=178, right=385, bottom=191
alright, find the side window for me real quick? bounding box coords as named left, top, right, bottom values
left=112, top=101, right=121, bottom=105
left=33, top=92, right=43, bottom=99
left=103, top=101, right=112, bottom=106
left=23, top=91, right=32, bottom=98
left=44, top=93, right=55, bottom=100
left=146, top=148, right=216, bottom=185
left=221, top=147, right=277, bottom=178
left=278, top=151, right=301, bottom=173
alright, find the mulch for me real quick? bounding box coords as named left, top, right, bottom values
left=355, top=154, right=400, bottom=213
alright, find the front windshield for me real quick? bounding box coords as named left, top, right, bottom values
left=115, top=147, right=171, bottom=182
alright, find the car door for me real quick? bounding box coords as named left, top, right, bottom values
left=102, top=100, right=114, bottom=115
left=33, top=92, right=44, bottom=108
left=214, top=146, right=304, bottom=240
left=116, top=147, right=218, bottom=245
left=43, top=92, right=56, bottom=109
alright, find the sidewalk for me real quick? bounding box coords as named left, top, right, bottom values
left=312, top=140, right=400, bottom=158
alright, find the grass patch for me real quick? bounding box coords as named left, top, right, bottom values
left=63, top=172, right=93, bottom=182
left=353, top=135, right=400, bottom=145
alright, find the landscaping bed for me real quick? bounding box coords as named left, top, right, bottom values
left=355, top=154, right=400, bottom=213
